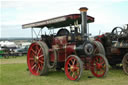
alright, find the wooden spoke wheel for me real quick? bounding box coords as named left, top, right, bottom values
left=27, top=41, right=48, bottom=76
left=122, top=53, right=128, bottom=75
left=90, top=54, right=109, bottom=77
left=65, top=55, right=83, bottom=81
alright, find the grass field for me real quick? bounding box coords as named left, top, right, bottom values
left=0, top=56, right=128, bottom=85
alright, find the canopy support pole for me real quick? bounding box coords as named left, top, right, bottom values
left=31, top=28, right=33, bottom=42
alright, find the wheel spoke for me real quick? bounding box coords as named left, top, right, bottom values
left=95, top=57, right=99, bottom=62
left=39, top=57, right=44, bottom=61
left=39, top=59, right=44, bottom=64
left=39, top=54, right=44, bottom=59
left=37, top=48, right=42, bottom=56
left=68, top=63, right=71, bottom=67
left=69, top=70, right=72, bottom=74
left=76, top=70, right=79, bottom=75
left=40, top=63, right=43, bottom=68
left=38, top=63, right=42, bottom=70
left=68, top=67, right=70, bottom=70
left=75, top=66, right=79, bottom=70
left=36, top=45, right=39, bottom=54
left=31, top=52, right=36, bottom=58
left=100, top=60, right=105, bottom=65
left=99, top=66, right=105, bottom=73
left=29, top=57, right=34, bottom=61
left=72, top=59, right=76, bottom=65
left=36, top=67, right=39, bottom=73
left=71, top=59, right=75, bottom=65
left=31, top=64, right=36, bottom=70
left=100, top=57, right=103, bottom=63
left=31, top=48, right=37, bottom=55
left=72, top=72, right=75, bottom=78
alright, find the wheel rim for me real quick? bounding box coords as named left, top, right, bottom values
left=123, top=54, right=128, bottom=74
left=65, top=56, right=82, bottom=80
left=90, top=55, right=106, bottom=77
left=93, top=41, right=105, bottom=55
left=27, top=42, right=44, bottom=76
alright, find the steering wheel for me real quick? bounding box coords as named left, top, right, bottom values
left=111, top=27, right=123, bottom=40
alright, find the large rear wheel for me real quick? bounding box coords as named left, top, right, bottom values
left=65, top=55, right=83, bottom=81
left=27, top=41, right=48, bottom=76
left=90, top=54, right=109, bottom=77
left=122, top=53, right=128, bottom=75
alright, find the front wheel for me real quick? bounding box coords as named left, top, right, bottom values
left=65, top=55, right=83, bottom=81
left=90, top=54, right=109, bottom=77
left=122, top=53, right=128, bottom=75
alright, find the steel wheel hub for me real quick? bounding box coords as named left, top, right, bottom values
left=70, top=66, right=77, bottom=72
left=97, top=63, right=102, bottom=69
left=36, top=56, right=39, bottom=60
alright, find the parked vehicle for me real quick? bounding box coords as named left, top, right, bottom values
left=14, top=45, right=30, bottom=56
left=95, top=24, right=128, bottom=75
left=22, top=7, right=109, bottom=81
left=0, top=46, right=16, bottom=58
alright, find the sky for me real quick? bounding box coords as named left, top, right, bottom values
left=1, top=0, right=128, bottom=38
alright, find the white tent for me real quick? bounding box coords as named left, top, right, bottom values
left=0, top=41, right=17, bottom=48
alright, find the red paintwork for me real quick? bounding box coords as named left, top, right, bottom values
left=49, top=36, right=76, bottom=62
left=95, top=34, right=104, bottom=42
left=90, top=55, right=106, bottom=77
left=52, top=36, right=67, bottom=46
left=49, top=45, right=76, bottom=62
left=65, top=55, right=80, bottom=80
left=27, top=42, right=44, bottom=76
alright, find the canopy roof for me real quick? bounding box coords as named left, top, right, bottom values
left=22, top=14, right=94, bottom=29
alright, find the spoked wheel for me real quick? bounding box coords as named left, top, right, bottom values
left=111, top=27, right=123, bottom=40
left=122, top=53, right=128, bottom=75
left=90, top=54, right=109, bottom=77
left=65, top=55, right=83, bottom=81
left=27, top=41, right=48, bottom=76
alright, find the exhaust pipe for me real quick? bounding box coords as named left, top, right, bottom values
left=79, top=7, right=88, bottom=40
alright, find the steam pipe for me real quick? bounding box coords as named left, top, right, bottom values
left=79, top=7, right=88, bottom=40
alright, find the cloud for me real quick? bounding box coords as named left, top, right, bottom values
left=1, top=0, right=128, bottom=25
left=1, top=0, right=128, bottom=38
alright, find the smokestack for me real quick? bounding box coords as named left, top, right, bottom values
left=79, top=7, right=88, bottom=39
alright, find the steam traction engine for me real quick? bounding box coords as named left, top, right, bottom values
left=22, top=7, right=109, bottom=81
left=95, top=24, right=128, bottom=75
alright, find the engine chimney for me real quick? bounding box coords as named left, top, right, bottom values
left=79, top=7, right=88, bottom=40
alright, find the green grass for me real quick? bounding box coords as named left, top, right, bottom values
left=0, top=57, right=128, bottom=85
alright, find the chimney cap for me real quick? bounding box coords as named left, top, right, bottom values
left=79, top=7, right=88, bottom=12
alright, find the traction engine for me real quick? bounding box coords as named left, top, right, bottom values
left=22, top=7, right=109, bottom=81
left=95, top=24, right=128, bottom=75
